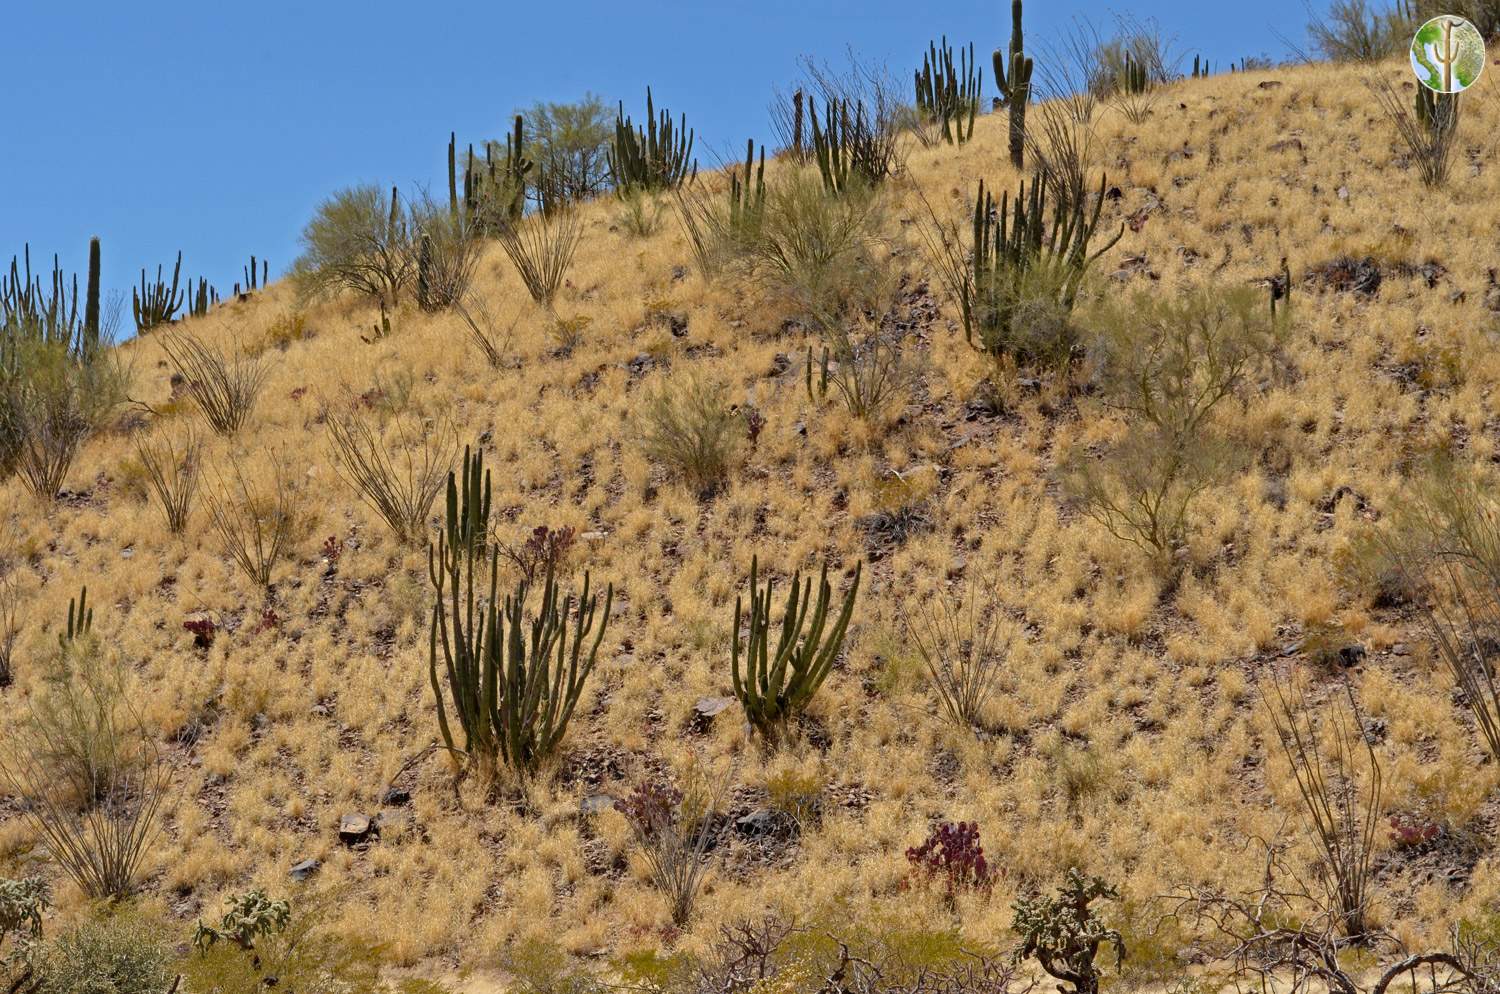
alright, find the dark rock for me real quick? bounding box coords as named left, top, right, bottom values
left=289, top=858, right=321, bottom=881
left=736, top=809, right=775, bottom=836
left=1258, top=80, right=1283, bottom=89
left=380, top=786, right=411, bottom=807
left=964, top=379, right=1005, bottom=420
left=1391, top=643, right=1410, bottom=657
left=1338, top=644, right=1367, bottom=668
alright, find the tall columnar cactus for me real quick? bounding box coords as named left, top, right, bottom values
left=1415, top=84, right=1460, bottom=138
left=427, top=443, right=612, bottom=776
left=1, top=245, right=79, bottom=349
left=448, top=131, right=459, bottom=219
left=959, top=173, right=1123, bottom=354
left=731, top=555, right=861, bottom=740
left=459, top=117, right=532, bottom=229
left=61, top=585, right=92, bottom=646
left=608, top=88, right=696, bottom=196
left=1190, top=55, right=1210, bottom=79
left=187, top=277, right=215, bottom=318
left=132, top=251, right=184, bottom=333
left=82, top=237, right=100, bottom=357
left=1121, top=52, right=1149, bottom=95
left=992, top=0, right=1032, bottom=169
left=729, top=138, right=766, bottom=228
left=916, top=37, right=982, bottom=145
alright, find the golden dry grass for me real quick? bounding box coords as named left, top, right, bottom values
left=4, top=57, right=1500, bottom=980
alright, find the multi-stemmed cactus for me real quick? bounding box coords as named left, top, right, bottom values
left=1122, top=52, right=1149, bottom=95
left=186, top=277, right=217, bottom=318
left=2, top=245, right=81, bottom=350
left=609, top=89, right=695, bottom=195
left=731, top=555, right=861, bottom=740
left=729, top=138, right=766, bottom=228
left=958, top=173, right=1123, bottom=355
left=132, top=251, right=184, bottom=333
left=993, top=0, right=1032, bottom=169
left=427, top=445, right=612, bottom=777
left=916, top=37, right=981, bottom=145
left=450, top=116, right=532, bottom=230
left=1190, top=55, right=1210, bottom=79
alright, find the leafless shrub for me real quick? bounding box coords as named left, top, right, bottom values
left=455, top=293, right=515, bottom=368
left=806, top=279, right=921, bottom=423
left=409, top=196, right=482, bottom=312
left=1261, top=673, right=1382, bottom=939
left=136, top=425, right=200, bottom=534
left=1037, top=21, right=1110, bottom=123
left=1310, top=0, right=1414, bottom=62
left=160, top=331, right=270, bottom=436
left=615, top=777, right=722, bottom=927
left=788, top=51, right=906, bottom=185
left=1367, top=76, right=1462, bottom=187
left=205, top=457, right=296, bottom=589
left=1, top=643, right=168, bottom=901
left=1025, top=99, right=1097, bottom=211
left=499, top=209, right=583, bottom=306
left=906, top=574, right=1011, bottom=733
left=326, top=407, right=454, bottom=545
left=1094, top=14, right=1181, bottom=89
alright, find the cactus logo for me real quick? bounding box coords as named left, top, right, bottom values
left=1410, top=15, right=1486, bottom=93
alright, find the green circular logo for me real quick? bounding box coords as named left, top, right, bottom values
left=1411, top=15, right=1486, bottom=93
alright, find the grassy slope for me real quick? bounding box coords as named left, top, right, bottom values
left=4, top=58, right=1500, bottom=975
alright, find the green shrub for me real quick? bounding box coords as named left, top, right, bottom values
left=616, top=189, right=666, bottom=238
left=291, top=184, right=414, bottom=312
left=37, top=914, right=173, bottom=994
left=5, top=341, right=129, bottom=501
left=1308, top=0, right=1412, bottom=62
left=0, top=877, right=47, bottom=990
left=636, top=374, right=742, bottom=495
left=1013, top=869, right=1125, bottom=994
left=519, top=94, right=614, bottom=208
left=750, top=169, right=883, bottom=323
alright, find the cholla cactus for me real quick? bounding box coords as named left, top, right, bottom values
left=193, top=889, right=292, bottom=953
left=1012, top=869, right=1125, bottom=994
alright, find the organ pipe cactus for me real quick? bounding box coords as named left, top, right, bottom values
left=83, top=237, right=100, bottom=356
left=729, top=138, right=766, bottom=227
left=609, top=88, right=695, bottom=195
left=427, top=445, right=610, bottom=777
left=731, top=555, right=861, bottom=740
left=992, top=0, right=1032, bottom=168
left=132, top=251, right=184, bottom=333
left=916, top=37, right=981, bottom=145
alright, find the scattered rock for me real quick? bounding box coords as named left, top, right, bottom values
left=1337, top=185, right=1349, bottom=201
left=1281, top=641, right=1302, bottom=657
left=1391, top=643, right=1410, bottom=657
left=768, top=352, right=791, bottom=377
left=579, top=793, right=618, bottom=817
left=289, top=858, right=321, bottom=881
left=693, top=696, right=735, bottom=725
left=1338, top=644, right=1367, bottom=668
left=735, top=809, right=775, bottom=837
left=580, top=530, right=609, bottom=543
left=338, top=812, right=376, bottom=845
left=1258, top=80, right=1283, bottom=89
left=380, top=786, right=411, bottom=807
left=964, top=379, right=1005, bottom=420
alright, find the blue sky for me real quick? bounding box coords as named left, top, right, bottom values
left=3, top=0, right=1307, bottom=320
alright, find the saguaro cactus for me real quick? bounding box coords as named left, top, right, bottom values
left=83, top=237, right=100, bottom=356
left=993, top=0, right=1033, bottom=169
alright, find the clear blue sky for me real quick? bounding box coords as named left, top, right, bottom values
left=3, top=0, right=1307, bottom=319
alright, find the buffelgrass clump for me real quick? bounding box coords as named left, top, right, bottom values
left=1, top=624, right=169, bottom=901
left=615, top=775, right=722, bottom=927
left=160, top=331, right=270, bottom=435
left=205, top=456, right=297, bottom=589
left=499, top=208, right=583, bottom=306
left=1368, top=76, right=1462, bottom=187
left=636, top=374, right=742, bottom=496
left=135, top=425, right=200, bottom=534
left=1013, top=869, right=1125, bottom=994
left=906, top=575, right=1012, bottom=734
left=732, top=554, right=861, bottom=741
left=1261, top=673, right=1382, bottom=940
left=455, top=292, right=514, bottom=368
left=325, top=406, right=454, bottom=546
left=1062, top=286, right=1283, bottom=571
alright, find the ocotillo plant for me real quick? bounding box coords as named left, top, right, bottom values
left=992, top=0, right=1032, bottom=169
left=132, top=251, right=184, bottom=333
left=609, top=89, right=695, bottom=195
left=427, top=445, right=611, bottom=777
left=731, top=555, right=861, bottom=740
left=916, top=37, right=982, bottom=144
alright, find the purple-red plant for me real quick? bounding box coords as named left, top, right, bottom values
left=1389, top=812, right=1441, bottom=849
left=257, top=606, right=281, bottom=633
left=906, top=820, right=995, bottom=894
left=184, top=617, right=217, bottom=649
left=616, top=781, right=683, bottom=838
left=500, top=525, right=577, bottom=584
left=322, top=535, right=344, bottom=563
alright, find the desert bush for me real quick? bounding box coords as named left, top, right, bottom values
left=36, top=914, right=173, bottom=994
left=616, top=778, right=721, bottom=927
left=608, top=89, right=696, bottom=196
left=675, top=144, right=766, bottom=278
left=731, top=554, right=861, bottom=741
left=520, top=94, right=614, bottom=208
left=1309, top=0, right=1413, bottom=62
left=618, top=189, right=667, bottom=237
left=497, top=525, right=577, bottom=584
left=455, top=292, right=513, bottom=368
left=1063, top=286, right=1282, bottom=567
left=1012, top=869, right=1124, bottom=994
left=408, top=196, right=481, bottom=313
left=326, top=407, right=454, bottom=546
left=135, top=425, right=200, bottom=534
left=636, top=374, right=742, bottom=495
left=6, top=343, right=128, bottom=501
left=752, top=169, right=884, bottom=321
left=205, top=457, right=297, bottom=588
left=1035, top=21, right=1111, bottom=124
left=1262, top=674, right=1381, bottom=939
left=498, top=208, right=582, bottom=306
left=1368, top=76, right=1461, bottom=187
left=193, top=890, right=291, bottom=953
left=906, top=576, right=1011, bottom=733
left=159, top=331, right=269, bottom=436
left=291, top=184, right=413, bottom=312
left=428, top=448, right=612, bottom=779
left=2, top=633, right=169, bottom=901
left=1092, top=15, right=1179, bottom=89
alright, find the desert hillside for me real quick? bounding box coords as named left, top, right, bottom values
left=4, top=52, right=1500, bottom=989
